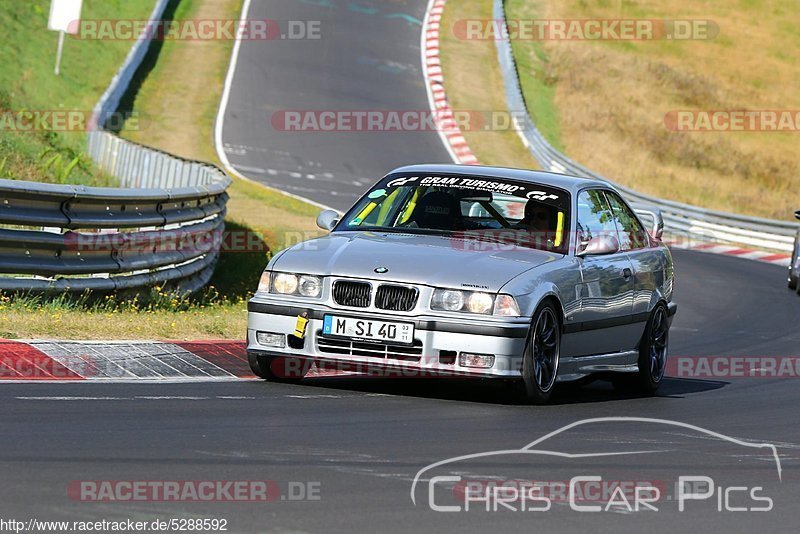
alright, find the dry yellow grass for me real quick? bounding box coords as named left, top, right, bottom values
left=505, top=0, right=800, bottom=220
left=0, top=306, right=243, bottom=341
left=122, top=0, right=237, bottom=163
left=225, top=179, right=321, bottom=241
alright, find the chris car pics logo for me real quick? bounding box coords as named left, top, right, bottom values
left=410, top=417, right=781, bottom=514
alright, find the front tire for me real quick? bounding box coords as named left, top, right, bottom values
left=516, top=302, right=561, bottom=405
left=789, top=239, right=798, bottom=290
left=614, top=303, right=669, bottom=395
left=248, top=353, right=311, bottom=382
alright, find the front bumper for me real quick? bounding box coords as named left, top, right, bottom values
left=667, top=301, right=678, bottom=322
left=247, top=299, right=530, bottom=378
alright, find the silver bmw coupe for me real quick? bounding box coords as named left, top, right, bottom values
left=247, top=165, right=677, bottom=403
left=787, top=210, right=800, bottom=292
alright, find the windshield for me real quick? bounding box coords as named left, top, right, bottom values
left=337, top=173, right=571, bottom=253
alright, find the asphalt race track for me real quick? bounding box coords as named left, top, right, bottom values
left=2, top=249, right=799, bottom=531
left=3, top=0, right=799, bottom=531
left=218, top=0, right=452, bottom=211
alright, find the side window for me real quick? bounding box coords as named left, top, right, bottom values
left=576, top=190, right=618, bottom=249
left=605, top=191, right=648, bottom=250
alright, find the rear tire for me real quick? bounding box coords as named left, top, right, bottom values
left=790, top=239, right=799, bottom=290
left=613, top=303, right=668, bottom=395
left=515, top=302, right=561, bottom=405
left=248, top=353, right=311, bottom=382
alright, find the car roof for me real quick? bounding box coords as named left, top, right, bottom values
left=388, top=164, right=612, bottom=194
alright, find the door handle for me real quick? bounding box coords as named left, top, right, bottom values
left=623, top=268, right=632, bottom=279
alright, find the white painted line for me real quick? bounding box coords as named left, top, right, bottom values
left=233, top=164, right=267, bottom=174
left=14, top=394, right=261, bottom=401
left=16, top=397, right=130, bottom=401
left=135, top=396, right=208, bottom=400
left=25, top=339, right=160, bottom=345
left=3, top=377, right=247, bottom=385
left=213, top=0, right=340, bottom=214
left=287, top=394, right=344, bottom=399
left=214, top=0, right=252, bottom=174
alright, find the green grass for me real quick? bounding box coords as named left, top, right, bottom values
left=0, top=0, right=155, bottom=185
left=0, top=290, right=246, bottom=340
left=509, top=38, right=564, bottom=152
left=506, top=0, right=564, bottom=151
left=117, top=0, right=237, bottom=161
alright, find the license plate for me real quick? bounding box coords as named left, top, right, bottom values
left=322, top=315, right=415, bottom=345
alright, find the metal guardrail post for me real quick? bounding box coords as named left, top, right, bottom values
left=0, top=0, right=232, bottom=293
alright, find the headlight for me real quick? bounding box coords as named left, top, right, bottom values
left=272, top=273, right=298, bottom=294
left=432, top=289, right=465, bottom=311
left=431, top=289, right=492, bottom=314
left=466, top=292, right=494, bottom=314
left=298, top=275, right=322, bottom=297
left=431, top=289, right=521, bottom=317
left=266, top=272, right=323, bottom=298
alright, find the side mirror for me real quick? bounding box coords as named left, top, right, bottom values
left=316, top=209, right=340, bottom=231
left=631, top=204, right=664, bottom=240
left=577, top=234, right=620, bottom=257
left=795, top=210, right=800, bottom=221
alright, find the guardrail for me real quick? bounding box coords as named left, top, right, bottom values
left=493, top=0, right=797, bottom=252
left=0, top=0, right=231, bottom=293
left=0, top=132, right=230, bottom=293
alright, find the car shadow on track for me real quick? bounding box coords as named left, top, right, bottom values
left=293, top=375, right=727, bottom=406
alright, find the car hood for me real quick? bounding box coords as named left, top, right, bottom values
left=270, top=231, right=562, bottom=291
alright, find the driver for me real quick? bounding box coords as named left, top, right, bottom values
left=516, top=200, right=554, bottom=230
left=515, top=200, right=556, bottom=246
